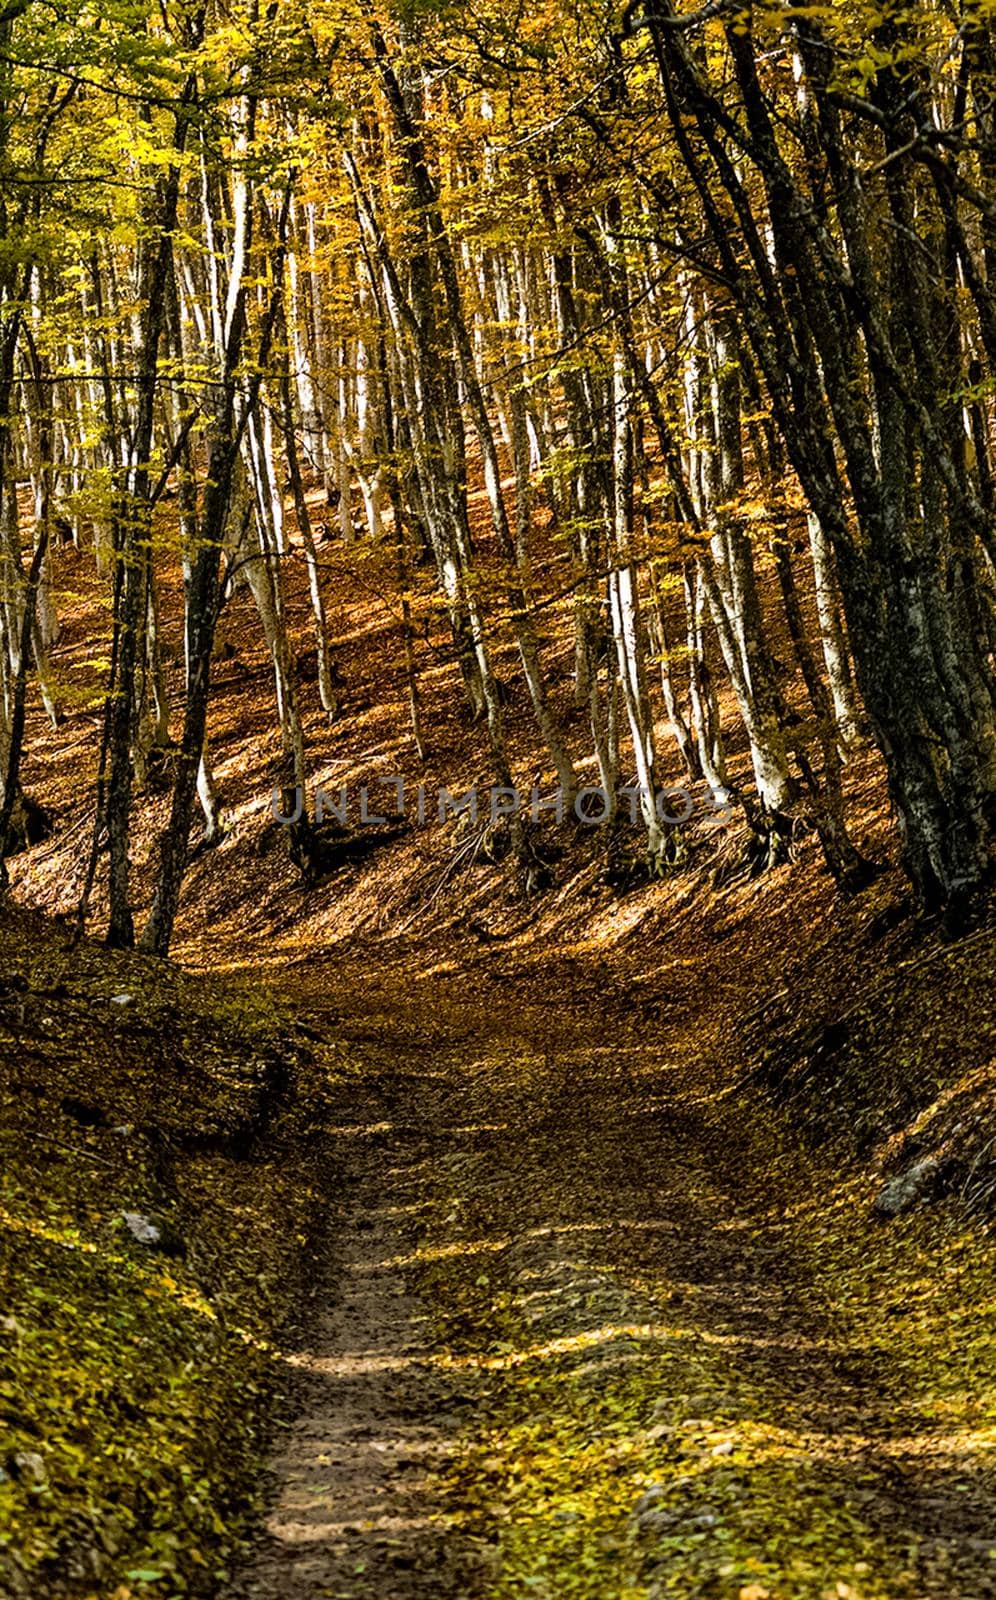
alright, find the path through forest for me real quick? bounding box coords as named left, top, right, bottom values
left=227, top=945, right=996, bottom=1600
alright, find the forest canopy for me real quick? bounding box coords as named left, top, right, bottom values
left=1, top=0, right=995, bottom=948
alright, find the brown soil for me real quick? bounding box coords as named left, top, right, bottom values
left=227, top=1059, right=492, bottom=1600
left=218, top=933, right=996, bottom=1600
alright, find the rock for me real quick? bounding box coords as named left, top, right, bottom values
left=636, top=1501, right=719, bottom=1538
left=121, top=1212, right=186, bottom=1258
left=0, top=1315, right=22, bottom=1339
left=633, top=1484, right=667, bottom=1516
left=10, top=1451, right=46, bottom=1486
left=638, top=1509, right=681, bottom=1536
left=110, top=993, right=135, bottom=1008
left=873, top=1157, right=941, bottom=1217
left=122, top=1212, right=161, bottom=1246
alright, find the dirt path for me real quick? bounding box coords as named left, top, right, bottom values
left=228, top=951, right=996, bottom=1600
left=228, top=1096, right=493, bottom=1600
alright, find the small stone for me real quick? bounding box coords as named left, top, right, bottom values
left=121, top=1212, right=185, bottom=1258
left=0, top=1315, right=22, bottom=1338
left=633, top=1484, right=667, bottom=1516
left=710, top=1440, right=734, bottom=1457
left=121, top=1212, right=162, bottom=1246
left=873, top=1158, right=941, bottom=1217
left=639, top=1509, right=681, bottom=1536
left=110, top=993, right=135, bottom=1008
left=11, top=1451, right=46, bottom=1485
left=641, top=1502, right=718, bottom=1537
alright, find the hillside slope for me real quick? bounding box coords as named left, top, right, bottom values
left=3, top=511, right=995, bottom=1600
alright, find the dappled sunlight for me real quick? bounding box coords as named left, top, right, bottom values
left=1, top=6, right=994, bottom=1598
left=284, top=1349, right=422, bottom=1378
left=380, top=1237, right=514, bottom=1268
left=263, top=1511, right=455, bottom=1544
left=323, top=1119, right=397, bottom=1137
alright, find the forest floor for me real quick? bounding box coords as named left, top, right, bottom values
left=6, top=866, right=996, bottom=1600
left=217, top=906, right=996, bottom=1600
left=4, top=517, right=996, bottom=1599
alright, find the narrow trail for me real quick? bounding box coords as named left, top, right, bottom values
left=229, top=1107, right=491, bottom=1600
left=227, top=949, right=996, bottom=1600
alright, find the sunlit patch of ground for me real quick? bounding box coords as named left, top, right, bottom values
left=217, top=954, right=996, bottom=1600
left=4, top=461, right=995, bottom=1599
left=0, top=907, right=343, bottom=1598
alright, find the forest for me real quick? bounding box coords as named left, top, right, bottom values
left=1, top=0, right=995, bottom=1597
